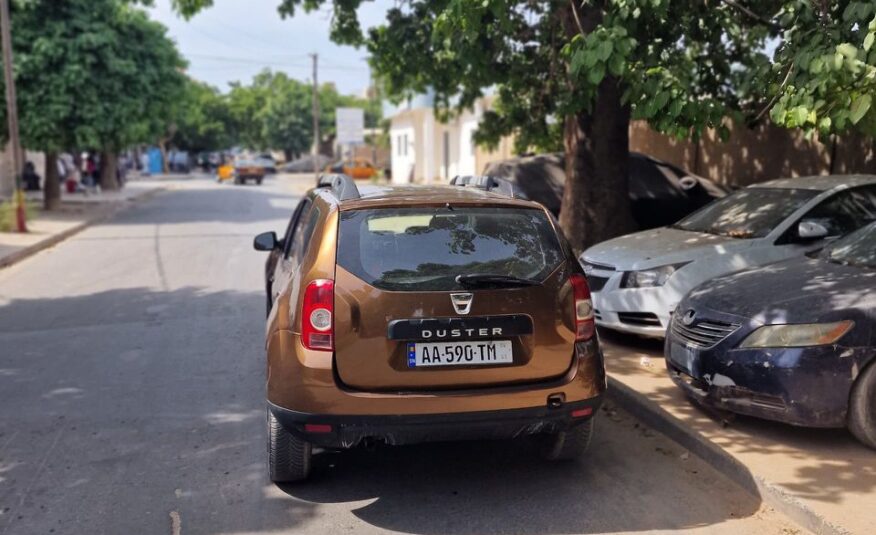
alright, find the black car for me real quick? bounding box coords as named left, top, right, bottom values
left=483, top=152, right=728, bottom=229
left=665, top=222, right=876, bottom=448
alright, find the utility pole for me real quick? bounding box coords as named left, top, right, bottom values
left=0, top=0, right=25, bottom=232
left=310, top=53, right=320, bottom=182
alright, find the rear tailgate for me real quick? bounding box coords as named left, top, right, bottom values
left=332, top=205, right=577, bottom=391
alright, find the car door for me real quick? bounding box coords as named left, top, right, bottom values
left=774, top=185, right=876, bottom=257
left=273, top=199, right=324, bottom=306
left=268, top=199, right=309, bottom=308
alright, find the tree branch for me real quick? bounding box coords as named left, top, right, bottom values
left=719, top=0, right=782, bottom=31
left=568, top=0, right=585, bottom=36
left=753, top=61, right=794, bottom=123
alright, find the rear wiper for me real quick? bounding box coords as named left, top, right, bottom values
left=455, top=274, right=540, bottom=288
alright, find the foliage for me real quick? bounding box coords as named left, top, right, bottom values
left=0, top=198, right=36, bottom=232
left=5, top=0, right=186, bottom=153
left=766, top=1, right=876, bottom=136
left=226, top=69, right=380, bottom=155
left=174, top=1, right=876, bottom=145
left=171, top=80, right=232, bottom=153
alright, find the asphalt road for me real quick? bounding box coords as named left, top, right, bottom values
left=0, top=176, right=802, bottom=535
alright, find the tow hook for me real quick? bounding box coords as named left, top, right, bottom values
left=547, top=393, right=565, bottom=409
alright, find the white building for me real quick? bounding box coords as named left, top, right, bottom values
left=386, top=93, right=515, bottom=184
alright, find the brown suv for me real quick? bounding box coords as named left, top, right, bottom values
left=253, top=175, right=606, bottom=482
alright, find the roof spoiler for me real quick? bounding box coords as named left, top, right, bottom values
left=316, top=173, right=360, bottom=201
left=450, top=175, right=527, bottom=200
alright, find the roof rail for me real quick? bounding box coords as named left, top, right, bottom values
left=316, top=173, right=360, bottom=201
left=450, top=175, right=528, bottom=200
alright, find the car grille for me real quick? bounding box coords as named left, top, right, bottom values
left=618, top=312, right=662, bottom=327
left=671, top=316, right=740, bottom=349
left=586, top=275, right=610, bottom=292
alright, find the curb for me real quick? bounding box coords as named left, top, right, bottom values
left=0, top=187, right=164, bottom=269
left=607, top=376, right=850, bottom=535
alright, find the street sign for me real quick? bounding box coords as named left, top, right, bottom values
left=336, top=107, right=364, bottom=145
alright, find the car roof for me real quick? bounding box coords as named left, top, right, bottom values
left=751, top=174, right=876, bottom=191
left=327, top=184, right=541, bottom=210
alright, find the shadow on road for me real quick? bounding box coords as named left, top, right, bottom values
left=279, top=410, right=764, bottom=535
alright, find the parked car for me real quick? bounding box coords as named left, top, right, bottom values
left=253, top=174, right=606, bottom=481
left=255, top=153, right=277, bottom=174
left=483, top=152, right=728, bottom=228
left=581, top=175, right=876, bottom=337
left=233, top=160, right=267, bottom=185
left=665, top=222, right=876, bottom=448
left=324, top=158, right=378, bottom=180
left=281, top=154, right=333, bottom=173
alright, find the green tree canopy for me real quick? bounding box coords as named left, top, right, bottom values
left=226, top=69, right=380, bottom=158
left=121, top=2, right=876, bottom=248
left=6, top=0, right=186, bottom=199
left=171, top=80, right=233, bottom=153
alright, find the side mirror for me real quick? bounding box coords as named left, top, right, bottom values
left=798, top=220, right=829, bottom=240
left=253, top=231, right=279, bottom=251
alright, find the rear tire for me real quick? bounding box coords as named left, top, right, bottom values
left=849, top=362, right=876, bottom=450
left=541, top=419, right=595, bottom=461
left=267, top=409, right=312, bottom=482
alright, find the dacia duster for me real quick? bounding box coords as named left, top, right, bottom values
left=253, top=175, right=606, bottom=482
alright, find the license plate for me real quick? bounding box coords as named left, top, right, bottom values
left=407, top=340, right=513, bottom=368
left=669, top=342, right=695, bottom=375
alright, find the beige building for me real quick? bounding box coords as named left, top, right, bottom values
left=387, top=95, right=515, bottom=184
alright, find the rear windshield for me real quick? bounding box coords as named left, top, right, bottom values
left=337, top=207, right=565, bottom=291
left=673, top=187, right=819, bottom=239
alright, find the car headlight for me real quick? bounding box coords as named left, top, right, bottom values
left=739, top=321, right=855, bottom=348
left=621, top=263, right=688, bottom=288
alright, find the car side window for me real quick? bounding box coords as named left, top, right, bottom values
left=289, top=205, right=321, bottom=264
left=281, top=200, right=307, bottom=254
left=801, top=186, right=876, bottom=237
left=283, top=200, right=311, bottom=259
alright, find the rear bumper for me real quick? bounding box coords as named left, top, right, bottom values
left=267, top=333, right=607, bottom=417
left=269, top=396, right=603, bottom=448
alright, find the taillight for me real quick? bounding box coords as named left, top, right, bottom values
left=570, top=274, right=595, bottom=341
left=301, top=279, right=334, bottom=351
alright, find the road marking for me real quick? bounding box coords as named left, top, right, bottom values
left=170, top=511, right=182, bottom=535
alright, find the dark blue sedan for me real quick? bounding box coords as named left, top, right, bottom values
left=665, top=222, right=876, bottom=448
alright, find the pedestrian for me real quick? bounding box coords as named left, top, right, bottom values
left=84, top=154, right=96, bottom=187
left=140, top=152, right=150, bottom=176
left=22, top=161, right=41, bottom=191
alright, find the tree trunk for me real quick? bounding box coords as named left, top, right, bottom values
left=44, top=151, right=61, bottom=211
left=557, top=3, right=636, bottom=253
left=283, top=148, right=293, bottom=162
left=158, top=139, right=169, bottom=174
left=99, top=151, right=119, bottom=191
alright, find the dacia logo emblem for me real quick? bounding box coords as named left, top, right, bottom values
left=450, top=293, right=474, bottom=315
left=681, top=309, right=697, bottom=326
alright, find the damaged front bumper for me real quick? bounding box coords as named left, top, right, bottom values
left=268, top=396, right=603, bottom=449
left=665, top=337, right=863, bottom=428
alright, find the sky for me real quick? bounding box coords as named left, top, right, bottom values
left=146, top=0, right=394, bottom=96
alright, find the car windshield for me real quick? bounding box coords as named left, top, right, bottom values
left=672, top=187, right=819, bottom=239
left=337, top=206, right=565, bottom=291
left=823, top=223, right=876, bottom=269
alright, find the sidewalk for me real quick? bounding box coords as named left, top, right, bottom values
left=0, top=180, right=163, bottom=268
left=602, top=332, right=874, bottom=535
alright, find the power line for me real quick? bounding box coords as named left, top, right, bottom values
left=185, top=53, right=370, bottom=71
